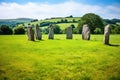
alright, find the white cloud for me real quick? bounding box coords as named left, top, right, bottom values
left=0, top=1, right=120, bottom=19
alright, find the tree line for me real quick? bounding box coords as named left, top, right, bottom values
left=0, top=24, right=76, bottom=35
left=0, top=25, right=25, bottom=35
left=40, top=19, right=78, bottom=27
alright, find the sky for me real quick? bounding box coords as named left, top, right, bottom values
left=0, top=0, right=120, bottom=19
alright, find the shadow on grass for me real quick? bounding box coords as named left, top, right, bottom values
left=34, top=39, right=45, bottom=42
left=108, top=44, right=120, bottom=47
left=54, top=38, right=60, bottom=40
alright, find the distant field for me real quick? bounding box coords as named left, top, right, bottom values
left=0, top=34, right=120, bottom=80
left=41, top=23, right=78, bottom=30
left=43, top=17, right=80, bottom=22
left=24, top=17, right=80, bottom=28
left=57, top=23, right=78, bottom=29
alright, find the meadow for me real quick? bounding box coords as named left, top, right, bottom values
left=41, top=23, right=78, bottom=30
left=0, top=34, right=120, bottom=80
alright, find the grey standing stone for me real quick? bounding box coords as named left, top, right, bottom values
left=48, top=24, right=54, bottom=39
left=82, top=24, right=90, bottom=40
left=27, top=26, right=34, bottom=41
left=104, top=25, right=110, bottom=45
left=66, top=26, right=72, bottom=39
left=35, top=24, right=42, bottom=40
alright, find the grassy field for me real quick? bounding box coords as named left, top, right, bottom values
left=24, top=17, right=80, bottom=29
left=27, top=17, right=80, bottom=24
left=41, top=23, right=78, bottom=30
left=57, top=23, right=78, bottom=29
left=0, top=34, right=120, bottom=80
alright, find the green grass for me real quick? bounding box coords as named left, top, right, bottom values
left=24, top=17, right=80, bottom=27
left=43, top=17, right=80, bottom=22
left=0, top=34, right=120, bottom=80
left=41, top=23, right=78, bottom=30
left=57, top=23, right=78, bottom=29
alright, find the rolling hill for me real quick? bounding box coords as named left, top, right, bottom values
left=24, top=17, right=81, bottom=29
left=0, top=17, right=120, bottom=30
left=0, top=18, right=34, bottom=28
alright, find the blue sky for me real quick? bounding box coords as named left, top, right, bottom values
left=1, top=0, right=120, bottom=5
left=0, top=0, right=120, bottom=19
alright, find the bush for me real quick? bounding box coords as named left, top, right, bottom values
left=42, top=24, right=62, bottom=34
left=94, top=28, right=102, bottom=34
left=42, top=28, right=49, bottom=34
left=14, top=26, right=25, bottom=34
left=61, top=29, right=66, bottom=34
left=71, top=24, right=75, bottom=29
left=53, top=24, right=61, bottom=34
left=0, top=25, right=13, bottom=35
left=73, top=27, right=79, bottom=34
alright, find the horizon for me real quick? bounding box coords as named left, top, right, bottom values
left=0, top=16, right=120, bottom=20
left=0, top=0, right=120, bottom=19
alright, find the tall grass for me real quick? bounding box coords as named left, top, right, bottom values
left=0, top=34, right=120, bottom=80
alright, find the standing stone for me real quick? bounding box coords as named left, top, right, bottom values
left=35, top=24, right=42, bottom=40
left=104, top=25, right=110, bottom=45
left=66, top=26, right=72, bottom=39
left=27, top=26, right=34, bottom=41
left=48, top=24, right=54, bottom=39
left=82, top=24, right=90, bottom=40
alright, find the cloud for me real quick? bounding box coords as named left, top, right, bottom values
left=0, top=1, right=120, bottom=19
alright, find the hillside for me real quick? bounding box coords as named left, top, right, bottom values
left=24, top=17, right=81, bottom=29
left=0, top=17, right=80, bottom=29
left=0, top=18, right=34, bottom=28
left=1, top=17, right=120, bottom=30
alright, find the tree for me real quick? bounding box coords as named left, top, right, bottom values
left=69, top=15, right=73, bottom=18
left=31, top=19, right=38, bottom=22
left=71, top=24, right=75, bottom=29
left=13, top=25, right=25, bottom=34
left=42, top=24, right=61, bottom=34
left=73, top=27, right=79, bottom=34
left=104, top=19, right=120, bottom=24
left=114, top=24, right=120, bottom=34
left=110, top=24, right=120, bottom=34
left=53, top=24, right=61, bottom=34
left=72, top=19, right=76, bottom=23
left=0, top=25, right=13, bottom=35
left=60, top=19, right=68, bottom=23
left=78, top=13, right=104, bottom=34
left=94, top=28, right=102, bottom=34
left=64, top=19, right=68, bottom=23
left=66, top=15, right=73, bottom=18
left=42, top=28, right=49, bottom=34
left=60, top=19, right=64, bottom=23
left=110, top=24, right=116, bottom=34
